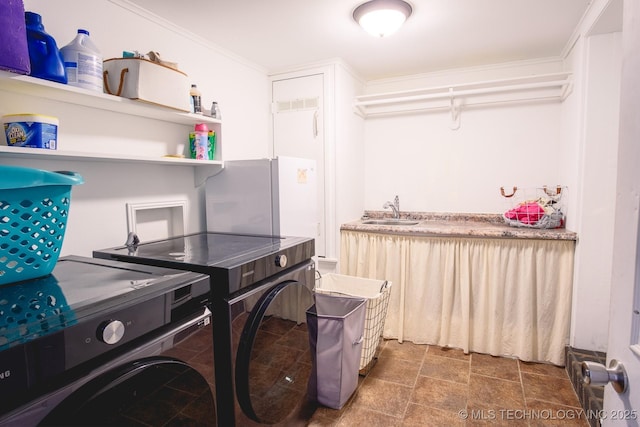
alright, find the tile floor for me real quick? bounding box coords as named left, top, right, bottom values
left=307, top=340, right=590, bottom=427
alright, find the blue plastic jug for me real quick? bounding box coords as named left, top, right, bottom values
left=25, top=11, right=67, bottom=83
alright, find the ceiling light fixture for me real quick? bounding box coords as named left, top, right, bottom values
left=353, top=0, right=413, bottom=38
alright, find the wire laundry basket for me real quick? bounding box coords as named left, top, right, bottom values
left=0, top=165, right=83, bottom=285
left=500, top=185, right=567, bottom=229
left=314, top=272, right=392, bottom=374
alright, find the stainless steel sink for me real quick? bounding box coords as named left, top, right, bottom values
left=361, top=219, right=419, bottom=226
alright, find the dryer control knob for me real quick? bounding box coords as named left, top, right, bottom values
left=98, top=320, right=125, bottom=345
left=275, top=254, right=287, bottom=268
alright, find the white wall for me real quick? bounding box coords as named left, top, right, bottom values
left=565, top=1, right=623, bottom=352
left=362, top=60, right=565, bottom=213
left=1, top=158, right=200, bottom=257
left=334, top=62, right=365, bottom=267
left=0, top=0, right=270, bottom=256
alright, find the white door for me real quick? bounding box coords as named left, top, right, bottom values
left=272, top=73, right=326, bottom=257
left=597, top=0, right=640, bottom=423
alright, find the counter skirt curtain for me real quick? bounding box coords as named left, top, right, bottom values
left=340, top=231, right=575, bottom=366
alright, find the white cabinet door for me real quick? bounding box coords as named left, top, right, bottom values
left=272, top=73, right=326, bottom=257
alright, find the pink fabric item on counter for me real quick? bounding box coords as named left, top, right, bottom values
left=504, top=202, right=545, bottom=225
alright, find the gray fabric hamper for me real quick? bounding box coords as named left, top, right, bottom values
left=307, top=293, right=366, bottom=409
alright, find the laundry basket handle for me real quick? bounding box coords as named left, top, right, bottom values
left=0, top=165, right=84, bottom=189
left=380, top=280, right=390, bottom=292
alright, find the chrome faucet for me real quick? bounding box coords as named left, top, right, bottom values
left=383, top=195, right=400, bottom=219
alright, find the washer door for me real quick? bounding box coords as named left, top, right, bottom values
left=40, top=357, right=215, bottom=426
left=235, top=280, right=314, bottom=424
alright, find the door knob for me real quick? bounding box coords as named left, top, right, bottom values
left=581, top=359, right=628, bottom=394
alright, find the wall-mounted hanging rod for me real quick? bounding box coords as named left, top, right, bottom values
left=353, top=72, right=573, bottom=120
left=355, top=79, right=571, bottom=108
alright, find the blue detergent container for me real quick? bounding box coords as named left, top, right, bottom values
left=25, top=11, right=67, bottom=83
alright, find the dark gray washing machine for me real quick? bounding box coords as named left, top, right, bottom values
left=0, top=255, right=214, bottom=426
left=94, top=231, right=317, bottom=426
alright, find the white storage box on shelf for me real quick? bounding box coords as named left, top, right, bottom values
left=103, top=58, right=190, bottom=112
left=314, top=273, right=392, bottom=373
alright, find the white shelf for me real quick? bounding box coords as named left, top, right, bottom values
left=0, top=71, right=222, bottom=126
left=0, top=71, right=224, bottom=185
left=0, top=145, right=221, bottom=165
left=0, top=146, right=223, bottom=185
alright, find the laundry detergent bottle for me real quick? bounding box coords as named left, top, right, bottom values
left=24, top=12, right=66, bottom=83
left=194, top=124, right=210, bottom=160
left=60, top=29, right=103, bottom=92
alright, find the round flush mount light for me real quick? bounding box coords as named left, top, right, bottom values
left=353, top=0, right=413, bottom=38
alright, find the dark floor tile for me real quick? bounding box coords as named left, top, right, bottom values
left=520, top=360, right=567, bottom=377
left=311, top=405, right=347, bottom=423
left=526, top=399, right=589, bottom=426
left=311, top=392, right=355, bottom=421
left=522, top=372, right=581, bottom=407
left=187, top=360, right=215, bottom=387
left=427, top=345, right=470, bottom=361
left=402, top=402, right=465, bottom=426
left=178, top=388, right=217, bottom=425
left=260, top=316, right=297, bottom=335
left=468, top=373, right=525, bottom=409
left=276, top=328, right=311, bottom=352
left=335, top=406, right=402, bottom=426
left=471, top=353, right=520, bottom=382
left=420, top=353, right=469, bottom=384
left=379, top=339, right=427, bottom=362
left=368, top=354, right=421, bottom=386
left=194, top=337, right=598, bottom=426
left=465, top=400, right=529, bottom=426
left=466, top=367, right=526, bottom=426
left=307, top=414, right=338, bottom=426
left=410, top=376, right=467, bottom=413
left=350, top=377, right=412, bottom=417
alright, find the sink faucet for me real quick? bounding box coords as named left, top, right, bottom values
left=383, top=195, right=400, bottom=219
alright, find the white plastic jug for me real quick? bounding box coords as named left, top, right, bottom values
left=60, top=29, right=103, bottom=92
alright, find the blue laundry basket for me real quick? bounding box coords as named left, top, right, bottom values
left=0, top=165, right=83, bottom=285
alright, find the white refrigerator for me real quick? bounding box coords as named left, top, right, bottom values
left=205, top=156, right=318, bottom=242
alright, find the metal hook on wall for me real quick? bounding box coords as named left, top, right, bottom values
left=449, top=88, right=461, bottom=130
left=500, top=186, right=518, bottom=198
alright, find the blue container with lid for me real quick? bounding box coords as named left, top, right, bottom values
left=24, top=11, right=67, bottom=84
